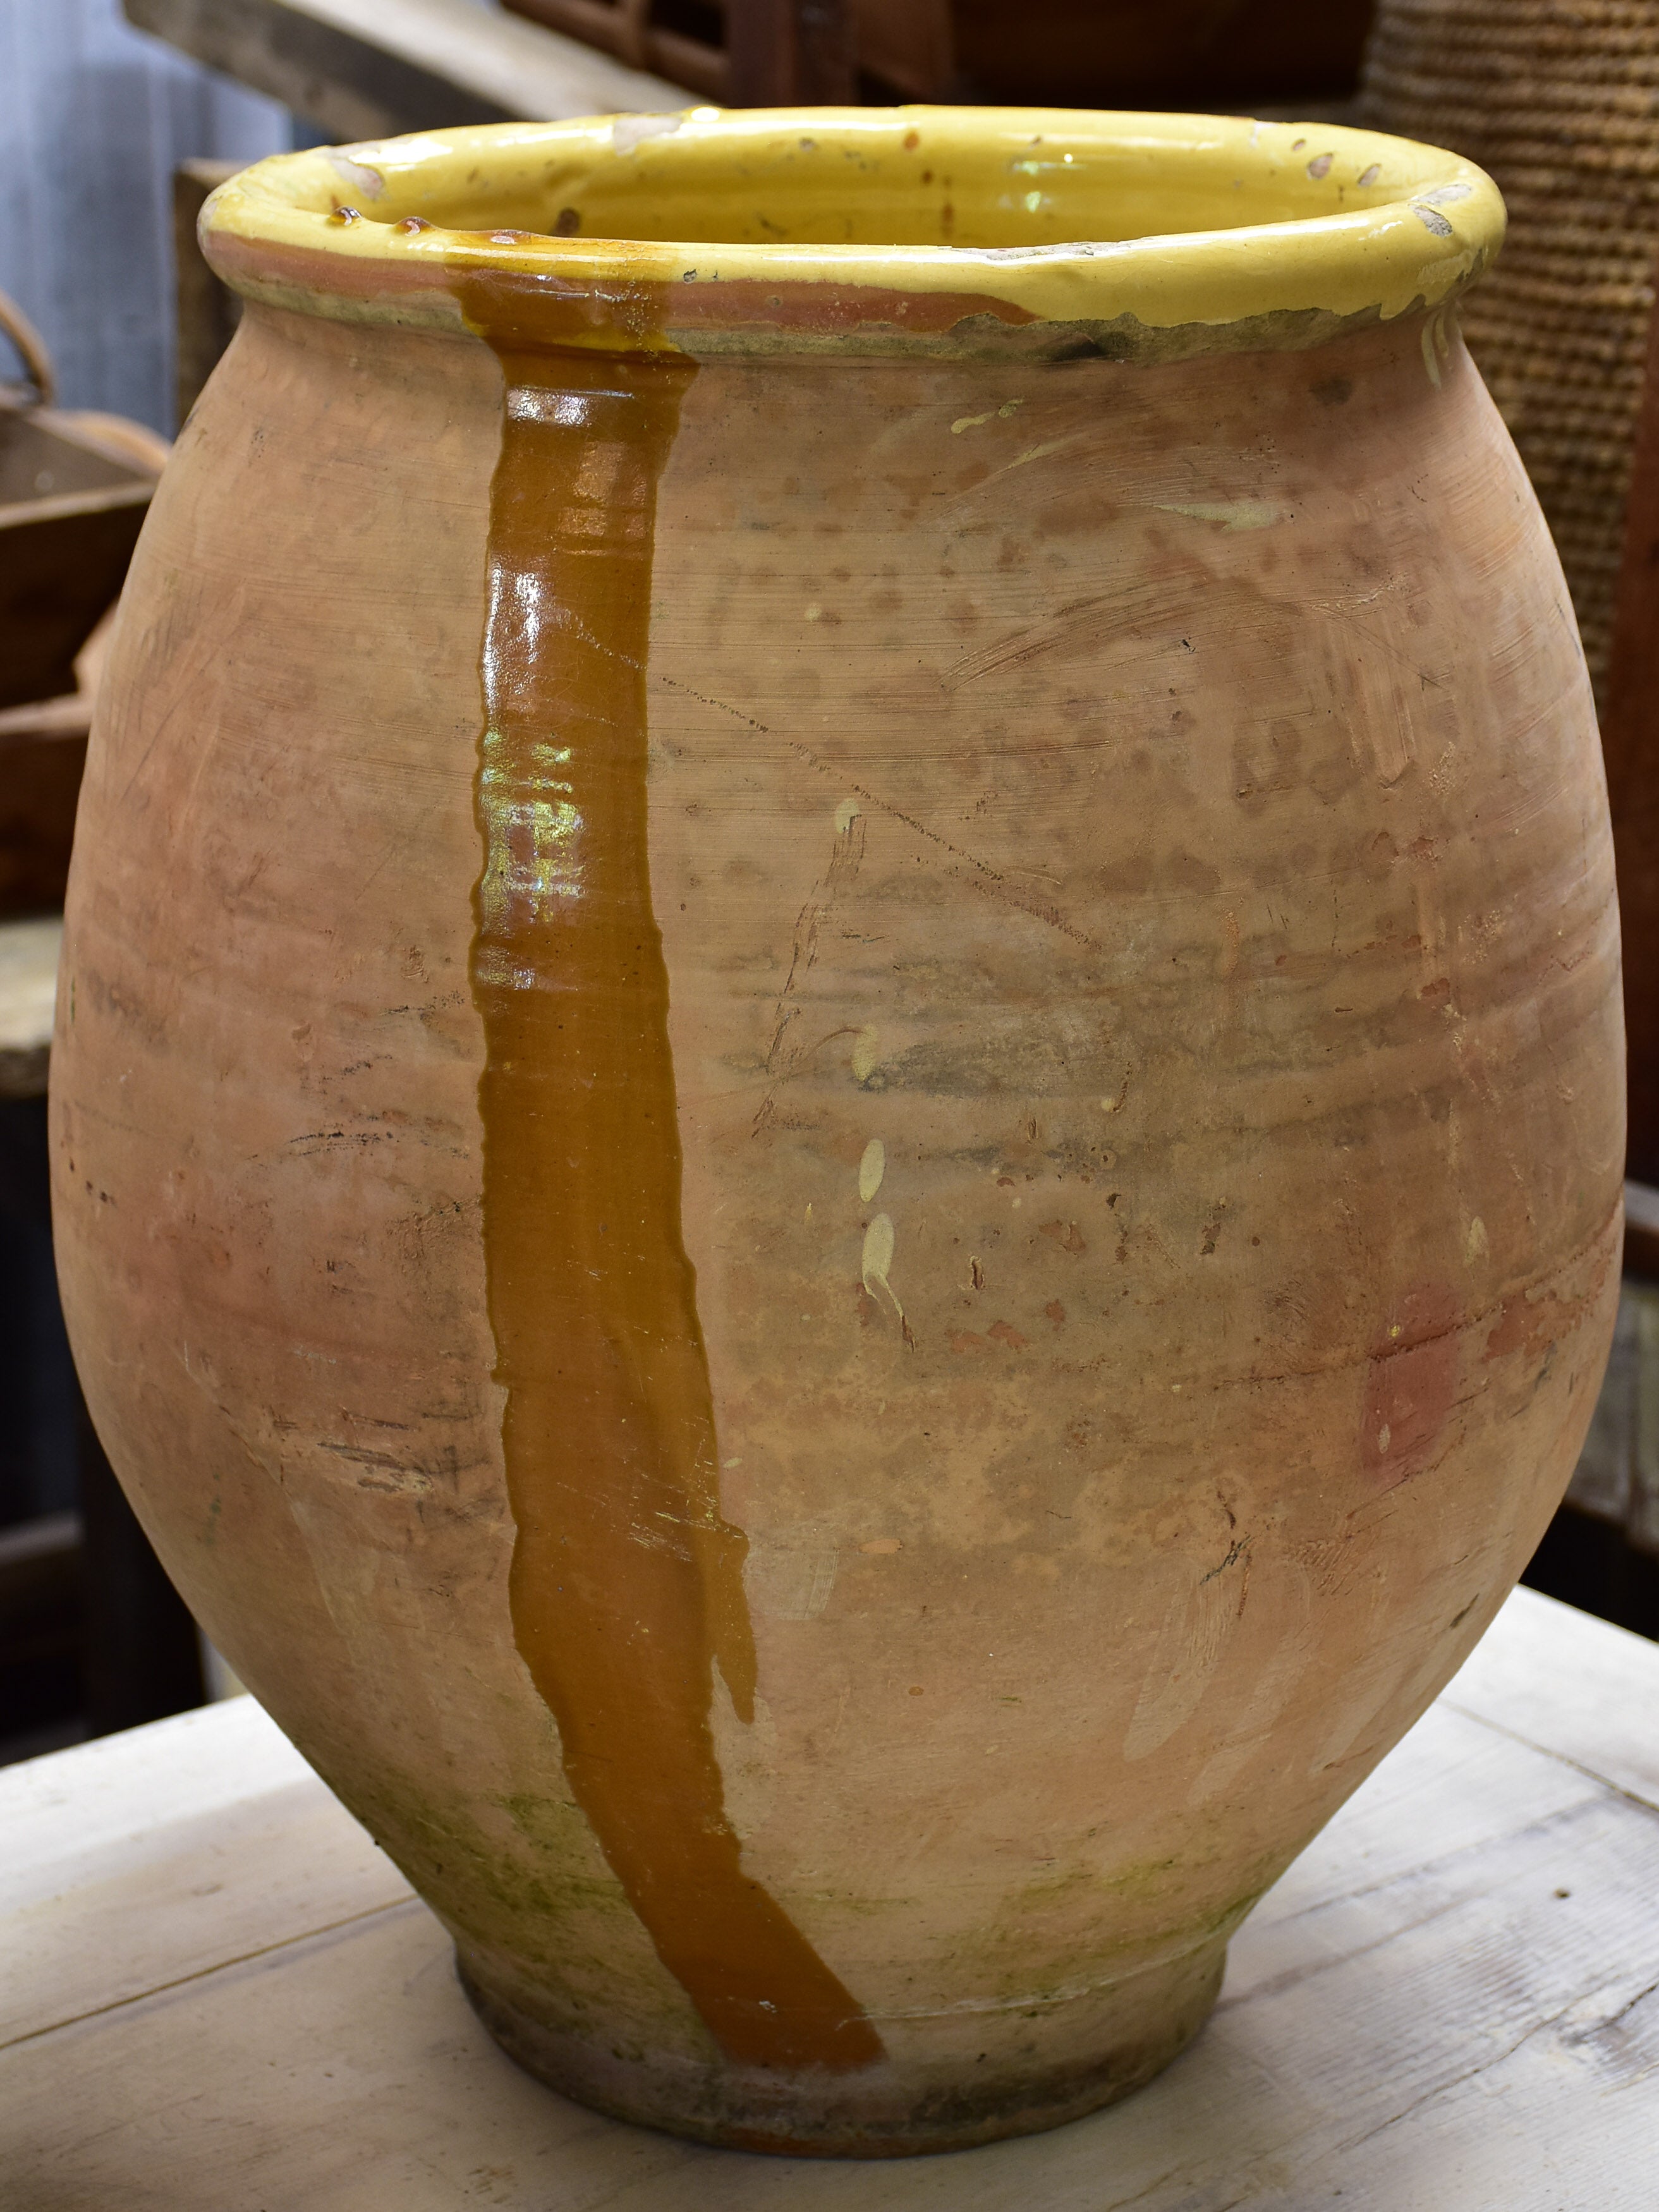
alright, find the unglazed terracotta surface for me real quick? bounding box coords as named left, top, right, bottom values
left=51, top=110, right=1622, bottom=2155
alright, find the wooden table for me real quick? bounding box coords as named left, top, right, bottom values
left=4, top=1586, right=1656, bottom=2208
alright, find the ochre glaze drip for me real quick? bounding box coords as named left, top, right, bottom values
left=468, top=326, right=882, bottom=2075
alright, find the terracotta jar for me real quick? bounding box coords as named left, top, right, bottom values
left=51, top=110, right=1621, bottom=2156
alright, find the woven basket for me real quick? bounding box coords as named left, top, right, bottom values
left=1361, top=0, right=1659, bottom=707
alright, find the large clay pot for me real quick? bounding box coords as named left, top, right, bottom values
left=51, top=109, right=1622, bottom=2156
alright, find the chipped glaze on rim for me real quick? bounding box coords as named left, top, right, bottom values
left=199, top=106, right=1505, bottom=362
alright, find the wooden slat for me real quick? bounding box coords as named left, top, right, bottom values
left=852, top=0, right=955, bottom=99
left=726, top=0, right=854, bottom=103
left=1625, top=1176, right=1659, bottom=1282
left=1604, top=257, right=1659, bottom=1187
left=505, top=0, right=728, bottom=100
left=0, top=1512, right=81, bottom=1686
left=1, top=1586, right=1655, bottom=2205
left=506, top=0, right=952, bottom=103
left=124, top=0, right=691, bottom=140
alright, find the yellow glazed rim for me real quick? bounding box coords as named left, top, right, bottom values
left=200, top=106, right=1504, bottom=362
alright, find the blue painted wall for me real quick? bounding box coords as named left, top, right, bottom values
left=0, top=0, right=288, bottom=433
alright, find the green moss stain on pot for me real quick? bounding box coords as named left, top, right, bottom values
left=466, top=329, right=884, bottom=2076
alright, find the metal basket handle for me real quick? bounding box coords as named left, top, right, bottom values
left=0, top=286, right=56, bottom=408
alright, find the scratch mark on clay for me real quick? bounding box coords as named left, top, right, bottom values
left=1123, top=1550, right=1248, bottom=1761
left=653, top=616, right=1096, bottom=947
left=949, top=434, right=1086, bottom=502
left=872, top=1923, right=1233, bottom=2019
left=1153, top=499, right=1287, bottom=532
left=753, top=808, right=863, bottom=1129
left=789, top=745, right=1097, bottom=951
left=1002, top=436, right=1079, bottom=474
left=655, top=672, right=767, bottom=731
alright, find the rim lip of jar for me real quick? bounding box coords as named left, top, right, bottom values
left=198, top=107, right=1505, bottom=362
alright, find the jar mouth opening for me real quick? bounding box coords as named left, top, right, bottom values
left=201, top=107, right=1504, bottom=361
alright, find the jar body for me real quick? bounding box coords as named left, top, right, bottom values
left=51, top=296, right=1621, bottom=2154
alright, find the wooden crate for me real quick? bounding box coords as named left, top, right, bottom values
left=504, top=0, right=1374, bottom=107
left=0, top=695, right=89, bottom=923
left=0, top=411, right=155, bottom=714
left=503, top=0, right=872, bottom=102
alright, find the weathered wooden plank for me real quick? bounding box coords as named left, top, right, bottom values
left=1442, top=1583, right=1659, bottom=1811
left=1, top=1698, right=409, bottom=2047
left=124, top=0, right=690, bottom=139
left=3, top=1589, right=1656, bottom=2207
left=3, top=1721, right=1653, bottom=2204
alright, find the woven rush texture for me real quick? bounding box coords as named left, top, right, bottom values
left=1361, top=0, right=1659, bottom=705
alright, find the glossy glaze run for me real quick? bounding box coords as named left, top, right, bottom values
left=470, top=326, right=882, bottom=2074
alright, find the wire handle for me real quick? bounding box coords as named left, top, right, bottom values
left=0, top=286, right=56, bottom=408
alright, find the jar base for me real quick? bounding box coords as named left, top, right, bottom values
left=456, top=1936, right=1225, bottom=2158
